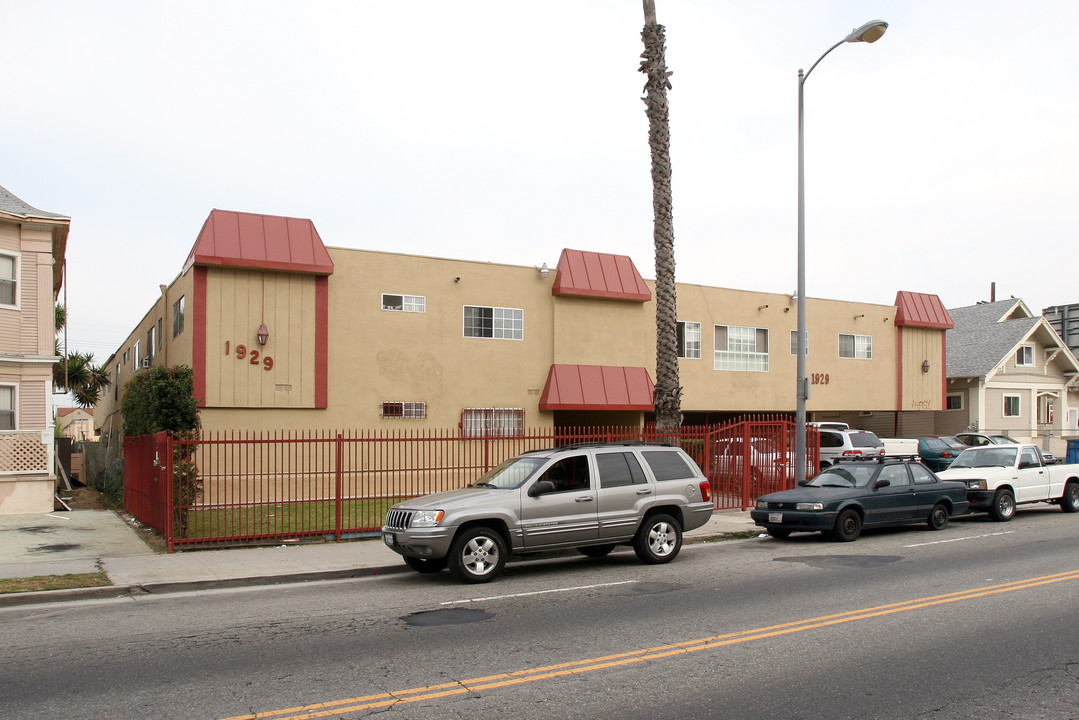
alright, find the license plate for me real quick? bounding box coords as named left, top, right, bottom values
left=769, top=512, right=783, bottom=524
left=383, top=532, right=396, bottom=547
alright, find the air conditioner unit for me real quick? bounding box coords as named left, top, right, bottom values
left=141, top=357, right=151, bottom=368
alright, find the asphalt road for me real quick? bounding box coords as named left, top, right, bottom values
left=2, top=507, right=1078, bottom=720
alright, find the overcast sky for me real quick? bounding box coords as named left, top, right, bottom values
left=5, top=1, right=1077, bottom=370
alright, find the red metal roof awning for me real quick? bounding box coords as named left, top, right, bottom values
left=539, top=364, right=655, bottom=411
left=551, top=249, right=651, bottom=301
left=894, top=291, right=954, bottom=329
left=182, top=209, right=335, bottom=276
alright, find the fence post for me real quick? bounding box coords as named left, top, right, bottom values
left=164, top=431, right=175, bottom=554
left=335, top=433, right=344, bottom=542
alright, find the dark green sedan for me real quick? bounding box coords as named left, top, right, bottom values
left=750, top=458, right=970, bottom=541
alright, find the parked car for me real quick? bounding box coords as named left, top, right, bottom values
left=955, top=432, right=1056, bottom=464
left=809, top=421, right=850, bottom=431
left=381, top=443, right=715, bottom=583
left=751, top=457, right=969, bottom=541
left=916, top=436, right=967, bottom=472
left=817, top=428, right=885, bottom=471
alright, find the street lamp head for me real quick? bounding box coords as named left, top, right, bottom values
left=845, top=20, right=888, bottom=44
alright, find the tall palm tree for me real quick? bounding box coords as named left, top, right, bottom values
left=640, top=0, right=681, bottom=435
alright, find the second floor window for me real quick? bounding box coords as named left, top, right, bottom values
left=790, top=330, right=809, bottom=356
left=839, top=333, right=872, bottom=359
left=1016, top=345, right=1034, bottom=366
left=0, top=254, right=16, bottom=306
left=172, top=296, right=185, bottom=337
left=464, top=306, right=523, bottom=340
left=382, top=294, right=425, bottom=312
left=677, top=321, right=701, bottom=359
left=715, top=325, right=769, bottom=372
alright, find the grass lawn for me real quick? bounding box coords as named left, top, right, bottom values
left=181, top=496, right=407, bottom=540
left=0, top=572, right=111, bottom=594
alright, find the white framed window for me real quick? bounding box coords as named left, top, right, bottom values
left=1016, top=345, right=1034, bottom=366
left=0, top=253, right=17, bottom=308
left=134, top=340, right=141, bottom=368
left=715, top=325, right=769, bottom=372
left=677, top=321, right=701, bottom=359
left=146, top=325, right=156, bottom=363
left=946, top=394, right=963, bottom=410
left=461, top=408, right=524, bottom=438
left=0, top=384, right=14, bottom=430
left=381, top=401, right=427, bottom=418
left=1004, top=394, right=1021, bottom=417
left=790, top=330, right=809, bottom=356
left=172, top=296, right=185, bottom=337
left=839, top=333, right=872, bottom=359
left=463, top=306, right=523, bottom=340
left=382, top=294, right=426, bottom=313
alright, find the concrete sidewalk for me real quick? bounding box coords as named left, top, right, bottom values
left=0, top=508, right=760, bottom=607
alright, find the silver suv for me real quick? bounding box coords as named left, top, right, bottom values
left=817, top=428, right=885, bottom=470
left=381, top=443, right=714, bottom=583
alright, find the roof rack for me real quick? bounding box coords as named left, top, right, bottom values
left=521, top=441, right=673, bottom=455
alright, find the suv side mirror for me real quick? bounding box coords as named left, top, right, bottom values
left=528, top=480, right=556, bottom=497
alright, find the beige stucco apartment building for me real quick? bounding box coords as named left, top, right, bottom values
left=0, top=185, right=67, bottom=515
left=94, top=209, right=953, bottom=441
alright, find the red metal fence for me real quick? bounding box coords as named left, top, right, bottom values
left=124, top=418, right=817, bottom=551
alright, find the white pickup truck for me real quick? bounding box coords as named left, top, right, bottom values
left=937, top=444, right=1079, bottom=521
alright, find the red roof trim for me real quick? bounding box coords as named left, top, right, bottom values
left=539, top=364, right=655, bottom=411
left=551, top=249, right=651, bottom=302
left=894, top=291, right=954, bottom=329
left=183, top=209, right=335, bottom=276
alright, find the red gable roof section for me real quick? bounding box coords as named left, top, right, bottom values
left=183, top=209, right=335, bottom=276
left=894, top=291, right=954, bottom=329
left=551, top=249, right=651, bottom=301
left=539, top=364, right=655, bottom=411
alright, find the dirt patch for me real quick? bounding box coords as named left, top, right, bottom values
left=55, top=486, right=110, bottom=511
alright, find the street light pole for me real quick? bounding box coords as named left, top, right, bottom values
left=795, top=20, right=888, bottom=486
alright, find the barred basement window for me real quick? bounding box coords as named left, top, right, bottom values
left=381, top=402, right=427, bottom=418
left=461, top=408, right=524, bottom=438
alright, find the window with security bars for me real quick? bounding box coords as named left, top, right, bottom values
left=382, top=294, right=426, bottom=313
left=0, top=254, right=16, bottom=306
left=381, top=401, right=427, bottom=419
left=461, top=408, right=524, bottom=438
left=677, top=321, right=701, bottom=359
left=463, top=306, right=523, bottom=340
left=714, top=325, right=769, bottom=371
left=839, top=333, right=872, bottom=359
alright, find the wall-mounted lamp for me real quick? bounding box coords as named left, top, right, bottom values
left=257, top=323, right=269, bottom=346
left=537, top=263, right=549, bottom=279
left=853, top=314, right=865, bottom=320
left=757, top=304, right=769, bottom=311
left=922, top=360, right=930, bottom=373
left=454, top=277, right=461, bottom=283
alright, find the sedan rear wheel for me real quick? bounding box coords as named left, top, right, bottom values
left=831, top=508, right=862, bottom=542
left=927, top=502, right=949, bottom=531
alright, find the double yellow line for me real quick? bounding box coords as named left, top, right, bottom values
left=222, top=569, right=1079, bottom=720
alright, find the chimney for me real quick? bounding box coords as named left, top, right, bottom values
left=991, top=282, right=996, bottom=302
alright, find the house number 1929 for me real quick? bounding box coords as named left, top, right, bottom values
left=811, top=373, right=830, bottom=385
left=224, top=341, right=274, bottom=371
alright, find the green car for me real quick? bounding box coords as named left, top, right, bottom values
left=916, top=436, right=967, bottom=472
left=750, top=457, right=970, bottom=541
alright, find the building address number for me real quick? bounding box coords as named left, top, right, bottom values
left=224, top=341, right=273, bottom=370
left=811, top=373, right=829, bottom=385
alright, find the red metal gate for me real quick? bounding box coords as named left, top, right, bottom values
left=702, top=417, right=819, bottom=510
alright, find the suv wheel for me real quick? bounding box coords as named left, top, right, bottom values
left=447, top=526, right=507, bottom=583
left=633, top=513, right=682, bottom=564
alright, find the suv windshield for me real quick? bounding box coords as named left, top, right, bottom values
left=950, top=447, right=1017, bottom=469
left=807, top=465, right=876, bottom=488
left=472, top=456, right=547, bottom=489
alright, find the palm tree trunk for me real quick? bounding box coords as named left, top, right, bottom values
left=640, top=0, right=681, bottom=435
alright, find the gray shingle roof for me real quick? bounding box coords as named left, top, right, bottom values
left=0, top=184, right=68, bottom=221
left=947, top=300, right=1038, bottom=377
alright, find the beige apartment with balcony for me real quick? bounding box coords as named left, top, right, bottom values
left=94, top=209, right=952, bottom=442
left=0, top=185, right=67, bottom=515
